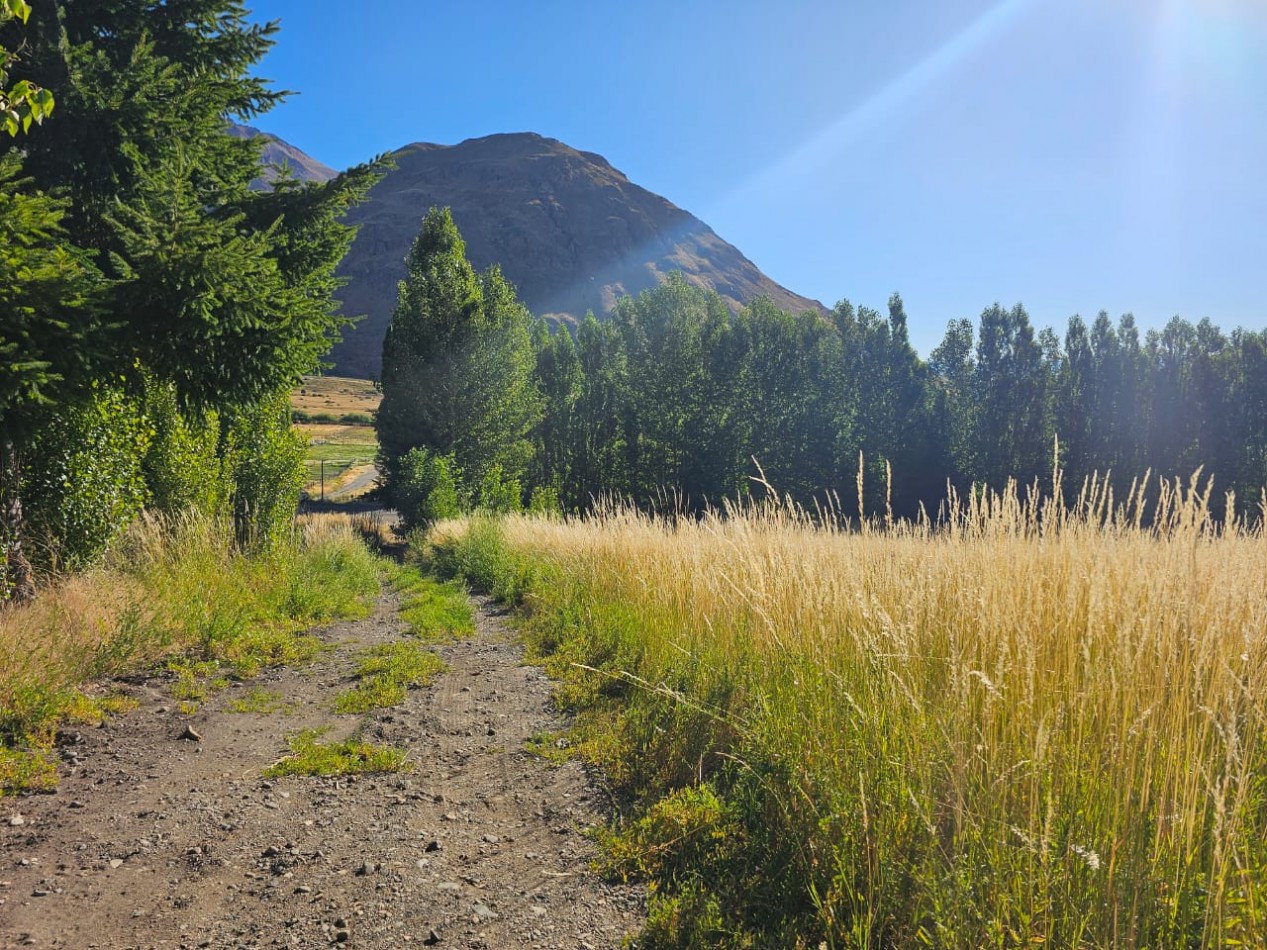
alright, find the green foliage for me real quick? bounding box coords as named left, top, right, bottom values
left=263, top=728, right=407, bottom=778
left=0, top=154, right=99, bottom=438
left=0, top=0, right=381, bottom=582
left=377, top=207, right=542, bottom=509
left=0, top=0, right=53, bottom=137
left=385, top=564, right=475, bottom=641
left=475, top=462, right=523, bottom=514
left=24, top=382, right=151, bottom=568
left=224, top=393, right=305, bottom=548
left=334, top=642, right=444, bottom=714
left=393, top=447, right=465, bottom=531
left=527, top=484, right=562, bottom=516
left=142, top=375, right=228, bottom=517
left=421, top=516, right=550, bottom=608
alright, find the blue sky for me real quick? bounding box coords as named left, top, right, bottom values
left=246, top=0, right=1267, bottom=356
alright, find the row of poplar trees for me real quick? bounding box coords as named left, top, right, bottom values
left=0, top=0, right=378, bottom=598
left=379, top=209, right=1267, bottom=526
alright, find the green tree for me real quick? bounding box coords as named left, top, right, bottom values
left=530, top=319, right=584, bottom=501
left=1, top=0, right=378, bottom=570
left=377, top=207, right=542, bottom=510
left=0, top=154, right=99, bottom=598
left=0, top=0, right=54, bottom=138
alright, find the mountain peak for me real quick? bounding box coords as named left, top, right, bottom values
left=236, top=127, right=826, bottom=378
left=228, top=122, right=337, bottom=188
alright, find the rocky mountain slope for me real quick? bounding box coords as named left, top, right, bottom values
left=229, top=123, right=338, bottom=188
left=245, top=128, right=826, bottom=379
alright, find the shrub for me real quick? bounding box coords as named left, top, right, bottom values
left=476, top=462, right=522, bottom=514
left=143, top=375, right=229, bottom=518
left=224, top=392, right=305, bottom=549
left=24, top=381, right=151, bottom=568
left=393, top=447, right=465, bottom=531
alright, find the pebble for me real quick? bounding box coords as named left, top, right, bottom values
left=8, top=814, right=24, bottom=826
left=179, top=725, right=202, bottom=742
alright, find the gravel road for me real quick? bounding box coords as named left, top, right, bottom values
left=0, top=588, right=644, bottom=949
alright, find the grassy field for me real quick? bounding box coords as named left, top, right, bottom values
left=427, top=476, right=1267, bottom=948
left=291, top=379, right=381, bottom=496
left=290, top=375, right=380, bottom=420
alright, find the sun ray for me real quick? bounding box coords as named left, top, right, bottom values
left=711, top=0, right=1040, bottom=215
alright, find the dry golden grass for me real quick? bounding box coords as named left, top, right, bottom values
left=290, top=375, right=379, bottom=417
left=454, top=473, right=1267, bottom=946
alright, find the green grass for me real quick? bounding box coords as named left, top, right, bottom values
left=0, top=514, right=382, bottom=795
left=0, top=689, right=139, bottom=793
left=386, top=563, right=475, bottom=642
left=263, top=728, right=407, bottom=777
left=334, top=642, right=444, bottom=714
left=523, top=730, right=572, bottom=765
left=302, top=440, right=377, bottom=463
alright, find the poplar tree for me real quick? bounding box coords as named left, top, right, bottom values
left=377, top=207, right=541, bottom=513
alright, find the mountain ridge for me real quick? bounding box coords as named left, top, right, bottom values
left=247, top=128, right=827, bottom=378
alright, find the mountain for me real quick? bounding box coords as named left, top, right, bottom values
left=242, top=128, right=827, bottom=378
left=228, top=123, right=337, bottom=188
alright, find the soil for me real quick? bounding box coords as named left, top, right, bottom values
left=0, top=589, right=644, bottom=949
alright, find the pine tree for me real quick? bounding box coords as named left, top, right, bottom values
left=0, top=0, right=379, bottom=581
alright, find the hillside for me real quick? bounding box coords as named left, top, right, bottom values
left=327, top=132, right=826, bottom=378
left=228, top=123, right=338, bottom=189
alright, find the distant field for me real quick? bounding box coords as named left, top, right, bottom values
left=291, top=375, right=380, bottom=420
left=292, top=377, right=381, bottom=497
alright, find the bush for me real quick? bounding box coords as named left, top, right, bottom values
left=143, top=376, right=229, bottom=517
left=476, top=463, right=522, bottom=514
left=224, top=392, right=305, bottom=549
left=24, top=381, right=151, bottom=568
left=393, top=447, right=465, bottom=531
left=528, top=484, right=561, bottom=517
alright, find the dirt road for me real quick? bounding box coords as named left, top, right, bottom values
left=0, top=589, right=643, bottom=948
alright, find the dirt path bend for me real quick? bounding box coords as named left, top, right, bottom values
left=0, top=590, right=644, bottom=949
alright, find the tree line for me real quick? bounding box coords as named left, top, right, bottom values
left=380, top=209, right=1267, bottom=525
left=0, top=0, right=380, bottom=599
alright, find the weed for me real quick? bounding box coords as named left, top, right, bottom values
left=263, top=728, right=407, bottom=777
left=385, top=563, right=475, bottom=641
left=335, top=642, right=444, bottom=714
left=523, top=730, right=572, bottom=764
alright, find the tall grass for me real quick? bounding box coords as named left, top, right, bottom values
left=0, top=512, right=380, bottom=793
left=429, top=475, right=1267, bottom=948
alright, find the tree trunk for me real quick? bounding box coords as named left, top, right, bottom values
left=1, top=438, right=36, bottom=604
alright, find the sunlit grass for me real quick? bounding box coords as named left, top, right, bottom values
left=263, top=728, right=407, bottom=778
left=334, top=642, right=444, bottom=714
left=0, top=512, right=381, bottom=794
left=387, top=563, right=475, bottom=641
left=428, top=472, right=1267, bottom=948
